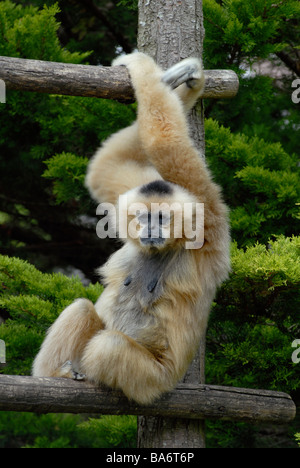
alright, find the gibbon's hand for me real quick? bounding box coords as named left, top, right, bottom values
left=162, top=57, right=204, bottom=91
left=113, top=53, right=204, bottom=92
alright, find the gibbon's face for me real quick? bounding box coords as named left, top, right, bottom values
left=135, top=208, right=172, bottom=248
left=120, top=180, right=201, bottom=251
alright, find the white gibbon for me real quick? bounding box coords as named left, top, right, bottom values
left=32, top=52, right=230, bottom=405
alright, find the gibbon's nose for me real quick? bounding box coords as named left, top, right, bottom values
left=149, top=224, right=158, bottom=237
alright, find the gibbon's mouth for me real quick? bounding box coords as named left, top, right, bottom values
left=140, top=237, right=166, bottom=247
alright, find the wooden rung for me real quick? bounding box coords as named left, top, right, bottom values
left=0, top=56, right=239, bottom=103
left=0, top=375, right=295, bottom=424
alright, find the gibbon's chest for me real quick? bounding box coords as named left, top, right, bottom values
left=119, top=250, right=174, bottom=310
left=100, top=249, right=180, bottom=337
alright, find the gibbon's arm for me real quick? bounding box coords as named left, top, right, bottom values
left=85, top=122, right=161, bottom=205
left=86, top=54, right=207, bottom=206
left=114, top=53, right=221, bottom=206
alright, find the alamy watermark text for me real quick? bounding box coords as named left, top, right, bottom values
left=96, top=195, right=204, bottom=249
left=0, top=79, right=6, bottom=104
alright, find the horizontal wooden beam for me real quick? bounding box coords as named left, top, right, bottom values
left=0, top=56, right=239, bottom=102
left=0, top=375, right=295, bottom=424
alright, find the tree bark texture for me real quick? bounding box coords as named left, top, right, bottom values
left=137, top=352, right=206, bottom=448
left=0, top=56, right=238, bottom=102
left=137, top=0, right=206, bottom=448
left=138, top=0, right=204, bottom=68
left=0, top=375, right=295, bottom=425
left=138, top=0, right=206, bottom=154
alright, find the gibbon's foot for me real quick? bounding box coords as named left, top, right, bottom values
left=58, top=360, right=86, bottom=381
left=162, top=57, right=203, bottom=90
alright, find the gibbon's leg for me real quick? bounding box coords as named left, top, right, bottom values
left=81, top=329, right=174, bottom=405
left=162, top=57, right=205, bottom=112
left=32, top=299, right=103, bottom=378
left=85, top=122, right=162, bottom=205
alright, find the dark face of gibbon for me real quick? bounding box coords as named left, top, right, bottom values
left=125, top=180, right=195, bottom=251
left=137, top=209, right=171, bottom=248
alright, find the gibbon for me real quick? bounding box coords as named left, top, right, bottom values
left=32, top=52, right=230, bottom=405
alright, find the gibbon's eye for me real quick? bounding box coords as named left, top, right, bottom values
left=137, top=212, right=149, bottom=225
left=158, top=211, right=171, bottom=226
left=138, top=210, right=166, bottom=247
left=137, top=211, right=170, bottom=227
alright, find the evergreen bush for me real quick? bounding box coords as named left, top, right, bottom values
left=205, top=119, right=300, bottom=246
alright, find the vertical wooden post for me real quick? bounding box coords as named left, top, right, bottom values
left=137, top=0, right=206, bottom=448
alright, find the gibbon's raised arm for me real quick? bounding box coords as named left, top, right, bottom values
left=85, top=121, right=162, bottom=205
left=113, top=53, right=220, bottom=206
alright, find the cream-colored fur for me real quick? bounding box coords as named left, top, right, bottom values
left=32, top=53, right=230, bottom=405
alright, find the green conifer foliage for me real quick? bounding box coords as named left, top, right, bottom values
left=0, top=254, right=103, bottom=375
left=205, top=119, right=300, bottom=246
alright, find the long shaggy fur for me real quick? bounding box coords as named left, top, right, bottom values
left=32, top=53, right=230, bottom=405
